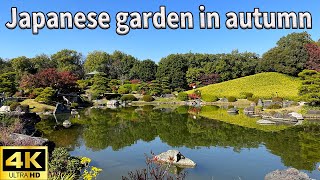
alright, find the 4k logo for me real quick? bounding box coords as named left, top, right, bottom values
left=0, top=146, right=48, bottom=180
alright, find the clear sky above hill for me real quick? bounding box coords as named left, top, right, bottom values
left=1, top=0, right=319, bottom=62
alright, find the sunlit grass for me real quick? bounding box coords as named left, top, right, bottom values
left=187, top=72, right=302, bottom=101
left=21, top=99, right=55, bottom=113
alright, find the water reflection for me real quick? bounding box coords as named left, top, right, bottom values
left=37, top=106, right=320, bottom=172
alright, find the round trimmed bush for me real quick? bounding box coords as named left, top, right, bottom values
left=177, top=92, right=188, bottom=101
left=210, top=96, right=219, bottom=102
left=121, top=95, right=137, bottom=102
left=142, top=95, right=154, bottom=102
left=227, top=96, right=237, bottom=102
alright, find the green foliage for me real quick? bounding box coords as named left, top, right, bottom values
left=227, top=96, right=237, bottom=102
left=84, top=51, right=112, bottom=73
left=259, top=32, right=312, bottom=76
left=187, top=72, right=301, bottom=100
left=156, top=54, right=188, bottom=90
left=177, top=92, right=188, bottom=101
left=121, top=95, right=137, bottom=102
left=142, top=95, right=154, bottom=102
left=3, top=100, right=15, bottom=106
left=10, top=102, right=21, bottom=111
left=10, top=56, right=35, bottom=75
left=90, top=74, right=110, bottom=99
left=0, top=72, right=17, bottom=96
left=35, top=87, right=56, bottom=104
left=77, top=79, right=92, bottom=90
left=49, top=148, right=82, bottom=176
left=162, top=89, right=171, bottom=94
left=51, top=49, right=83, bottom=76
left=298, top=70, right=320, bottom=106
left=130, top=59, right=157, bottom=81
left=117, top=86, right=130, bottom=94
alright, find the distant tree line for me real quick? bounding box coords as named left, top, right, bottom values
left=0, top=32, right=319, bottom=98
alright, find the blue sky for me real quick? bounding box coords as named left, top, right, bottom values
left=0, top=0, right=319, bottom=62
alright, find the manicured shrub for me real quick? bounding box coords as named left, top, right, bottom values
left=142, top=95, right=154, bottom=102
left=177, top=92, right=188, bottom=101
left=3, top=101, right=15, bottom=106
left=240, top=92, right=254, bottom=99
left=272, top=96, right=284, bottom=102
left=227, top=96, right=237, bottom=102
left=121, top=95, right=137, bottom=102
left=248, top=97, right=260, bottom=104
left=162, top=89, right=171, bottom=94
left=117, top=86, right=130, bottom=94
left=267, top=104, right=282, bottom=109
left=35, top=87, right=56, bottom=104
left=209, top=96, right=219, bottom=102
left=10, top=102, right=21, bottom=111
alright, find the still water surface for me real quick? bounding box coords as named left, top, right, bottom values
left=37, top=106, right=320, bottom=179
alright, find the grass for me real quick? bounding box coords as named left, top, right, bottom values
left=198, top=106, right=289, bottom=132
left=21, top=99, right=55, bottom=113
left=187, top=72, right=302, bottom=101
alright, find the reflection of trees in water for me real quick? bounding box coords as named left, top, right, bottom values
left=37, top=107, right=320, bottom=171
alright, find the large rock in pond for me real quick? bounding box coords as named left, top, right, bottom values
left=154, top=150, right=196, bottom=167
left=265, top=168, right=313, bottom=180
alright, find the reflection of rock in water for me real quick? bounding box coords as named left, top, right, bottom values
left=265, top=168, right=312, bottom=180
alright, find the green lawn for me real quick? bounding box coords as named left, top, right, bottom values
left=21, top=99, right=55, bottom=113
left=187, top=72, right=302, bottom=101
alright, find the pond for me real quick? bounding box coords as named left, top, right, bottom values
left=36, top=106, right=320, bottom=179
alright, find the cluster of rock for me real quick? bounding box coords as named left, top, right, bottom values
left=257, top=99, right=295, bottom=109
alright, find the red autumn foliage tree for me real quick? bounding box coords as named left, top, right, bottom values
left=20, top=68, right=78, bottom=91
left=305, top=43, right=320, bottom=71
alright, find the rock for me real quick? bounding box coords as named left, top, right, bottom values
left=265, top=168, right=313, bottom=180
left=227, top=107, right=239, bottom=114
left=0, top=106, right=10, bottom=113
left=257, top=119, right=276, bottom=125
left=62, top=120, right=72, bottom=128
left=220, top=98, right=228, bottom=102
left=307, top=110, right=320, bottom=115
left=257, top=99, right=264, bottom=106
left=154, top=150, right=196, bottom=167
left=288, top=112, right=304, bottom=120
left=244, top=106, right=255, bottom=114
left=10, top=133, right=48, bottom=146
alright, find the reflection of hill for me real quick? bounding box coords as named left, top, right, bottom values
left=38, top=107, right=320, bottom=171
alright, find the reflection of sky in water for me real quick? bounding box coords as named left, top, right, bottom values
left=70, top=137, right=320, bottom=180
left=38, top=107, right=320, bottom=180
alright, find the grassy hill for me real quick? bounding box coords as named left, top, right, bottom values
left=187, top=72, right=302, bottom=101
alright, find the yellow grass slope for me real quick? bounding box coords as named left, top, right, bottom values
left=188, top=72, right=302, bottom=101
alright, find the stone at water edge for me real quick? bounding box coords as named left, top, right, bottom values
left=63, top=120, right=72, bottom=128
left=154, top=150, right=196, bottom=167
left=288, top=112, right=304, bottom=120
left=265, top=168, right=314, bottom=180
